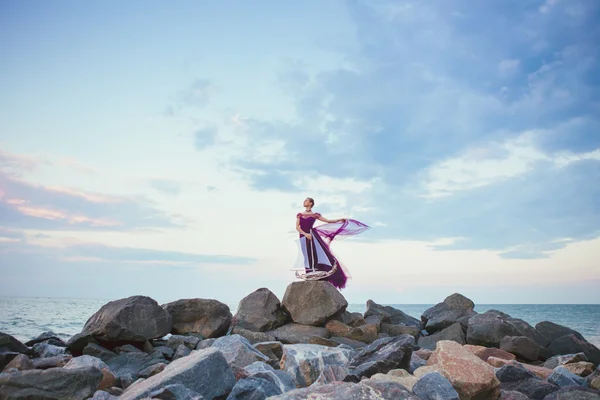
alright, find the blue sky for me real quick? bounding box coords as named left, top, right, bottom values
left=1, top=0, right=599, bottom=305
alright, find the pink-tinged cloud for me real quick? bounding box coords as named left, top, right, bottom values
left=0, top=149, right=51, bottom=172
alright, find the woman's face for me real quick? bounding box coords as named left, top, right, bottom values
left=303, top=198, right=312, bottom=208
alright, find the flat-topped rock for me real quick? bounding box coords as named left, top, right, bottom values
left=281, top=281, right=348, bottom=326
left=162, top=298, right=232, bottom=338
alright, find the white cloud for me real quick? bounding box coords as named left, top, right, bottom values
left=539, top=0, right=561, bottom=14
left=498, top=59, right=521, bottom=77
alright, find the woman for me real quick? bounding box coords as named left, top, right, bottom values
left=294, top=197, right=369, bottom=289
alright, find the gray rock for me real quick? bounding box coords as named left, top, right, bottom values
left=496, top=363, right=537, bottom=383
left=364, top=300, right=422, bottom=328
left=32, top=354, right=73, bottom=369
left=344, top=334, right=416, bottom=382
left=243, top=362, right=295, bottom=393
left=280, top=343, right=353, bottom=387
left=115, top=344, right=143, bottom=353
left=82, top=295, right=172, bottom=342
left=335, top=311, right=367, bottom=328
left=156, top=345, right=175, bottom=360
left=210, top=334, right=270, bottom=369
left=0, top=332, right=30, bottom=355
left=120, top=348, right=235, bottom=400
left=233, top=288, right=290, bottom=332
left=2, top=354, right=34, bottom=372
left=381, top=323, right=420, bottom=339
left=137, top=362, right=167, bottom=379
left=543, top=386, right=600, bottom=399
left=544, top=353, right=588, bottom=370
left=413, top=372, right=460, bottom=400
left=417, top=322, right=465, bottom=350
left=409, top=353, right=427, bottom=374
left=196, top=338, right=216, bottom=350
left=167, top=335, right=201, bottom=351
left=467, top=310, right=548, bottom=348
left=148, top=383, right=205, bottom=400
left=535, top=321, right=586, bottom=343
left=172, top=344, right=192, bottom=361
left=281, top=281, right=348, bottom=326
left=25, top=331, right=66, bottom=347
left=421, top=293, right=476, bottom=333
left=545, top=334, right=600, bottom=366
left=64, top=355, right=117, bottom=390
left=231, top=327, right=276, bottom=344
left=500, top=336, right=543, bottom=362
left=499, top=378, right=559, bottom=399
left=32, top=342, right=66, bottom=358
left=268, top=380, right=420, bottom=399
left=67, top=332, right=100, bottom=356
left=86, top=345, right=167, bottom=383
left=226, top=376, right=283, bottom=400
left=548, top=366, right=587, bottom=388
left=266, top=323, right=330, bottom=344
left=0, top=366, right=104, bottom=400
left=254, top=341, right=283, bottom=369
left=500, top=390, right=531, bottom=400
left=91, top=390, right=120, bottom=400
left=162, top=298, right=232, bottom=338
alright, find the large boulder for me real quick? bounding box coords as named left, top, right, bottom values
left=233, top=288, right=289, bottom=332
left=545, top=334, right=600, bottom=366
left=162, top=298, right=232, bottom=338
left=428, top=340, right=501, bottom=399
left=120, top=348, right=236, bottom=400
left=82, top=296, right=172, bottom=342
left=266, top=323, right=330, bottom=344
left=467, top=310, right=548, bottom=348
left=418, top=322, right=466, bottom=350
left=209, top=334, right=270, bottom=370
left=268, top=380, right=419, bottom=399
left=364, top=300, right=422, bottom=328
left=281, top=281, right=348, bottom=326
left=344, top=334, right=416, bottom=382
left=421, top=293, right=476, bottom=333
left=0, top=366, right=104, bottom=400
left=280, top=343, right=353, bottom=387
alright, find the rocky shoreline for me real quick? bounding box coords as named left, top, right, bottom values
left=1, top=281, right=599, bottom=399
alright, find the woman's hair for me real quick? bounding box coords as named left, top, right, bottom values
left=306, top=197, right=315, bottom=206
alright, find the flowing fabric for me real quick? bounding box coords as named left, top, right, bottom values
left=293, top=213, right=369, bottom=289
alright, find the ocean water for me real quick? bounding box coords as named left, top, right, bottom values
left=1, top=297, right=599, bottom=348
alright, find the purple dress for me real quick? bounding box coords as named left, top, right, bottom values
left=296, top=212, right=369, bottom=289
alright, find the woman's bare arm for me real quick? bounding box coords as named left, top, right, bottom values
left=316, top=214, right=346, bottom=223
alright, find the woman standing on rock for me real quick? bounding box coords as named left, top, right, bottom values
left=294, top=197, right=369, bottom=289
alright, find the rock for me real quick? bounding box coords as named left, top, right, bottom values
left=364, top=300, right=422, bottom=328
left=254, top=341, right=283, bottom=368
left=409, top=352, right=427, bottom=373
left=32, top=354, right=73, bottom=369
left=547, top=366, right=587, bottom=388
left=67, top=332, right=100, bottom=356
left=535, top=321, right=586, bottom=343
left=82, top=296, right=172, bottom=342
left=25, top=331, right=66, bottom=347
left=86, top=345, right=167, bottom=383
left=2, top=354, right=34, bottom=372
left=280, top=343, right=353, bottom=387
left=166, top=335, right=200, bottom=351
left=413, top=371, right=460, bottom=400
left=91, top=390, right=120, bottom=400
left=162, top=298, right=232, bottom=338
left=233, top=288, right=290, bottom=332
left=115, top=344, right=143, bottom=354
left=414, top=364, right=444, bottom=378
left=243, top=362, right=296, bottom=393
left=368, top=369, right=418, bottom=391
left=155, top=345, right=175, bottom=360
left=172, top=344, right=191, bottom=361
left=496, top=363, right=538, bottom=383
left=226, top=376, right=283, bottom=400
left=0, top=366, right=104, bottom=400
left=64, top=355, right=116, bottom=390
left=329, top=336, right=368, bottom=349
left=381, top=323, right=420, bottom=339
left=120, top=348, right=235, bottom=400
left=543, top=386, right=600, bottom=399
left=467, top=310, right=548, bottom=348
left=500, top=390, right=530, bottom=400
left=148, top=383, right=205, bottom=399
left=415, top=348, right=433, bottom=360
left=500, top=336, right=542, bottom=362
left=421, top=293, right=476, bottom=333
left=281, top=281, right=348, bottom=326
left=268, top=380, right=419, bottom=399
left=309, top=336, right=340, bottom=347
left=138, top=362, right=167, bottom=378
left=465, top=345, right=517, bottom=362
left=344, top=334, right=415, bottom=382
left=545, top=334, right=600, bottom=366
left=586, top=367, right=600, bottom=390
left=427, top=340, right=500, bottom=399
left=0, top=332, right=30, bottom=355
left=365, top=314, right=385, bottom=331
left=231, top=327, right=276, bottom=344
left=499, top=378, right=559, bottom=400
left=210, top=334, right=270, bottom=369
left=544, top=353, right=589, bottom=370
left=196, top=338, right=216, bottom=350
left=418, top=322, right=465, bottom=350
left=32, top=342, right=66, bottom=358
left=335, top=311, right=367, bottom=328
left=325, top=320, right=378, bottom=344
left=491, top=359, right=554, bottom=380
left=563, top=361, right=596, bottom=377
left=265, top=323, right=330, bottom=344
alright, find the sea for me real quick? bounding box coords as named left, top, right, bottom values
left=1, top=297, right=599, bottom=348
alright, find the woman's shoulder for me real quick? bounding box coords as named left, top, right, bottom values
left=297, top=211, right=320, bottom=218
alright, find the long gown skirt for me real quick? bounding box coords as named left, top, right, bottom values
left=296, top=229, right=348, bottom=289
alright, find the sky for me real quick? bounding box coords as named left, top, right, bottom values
left=1, top=0, right=599, bottom=306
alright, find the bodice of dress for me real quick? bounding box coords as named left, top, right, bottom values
left=297, top=212, right=321, bottom=236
